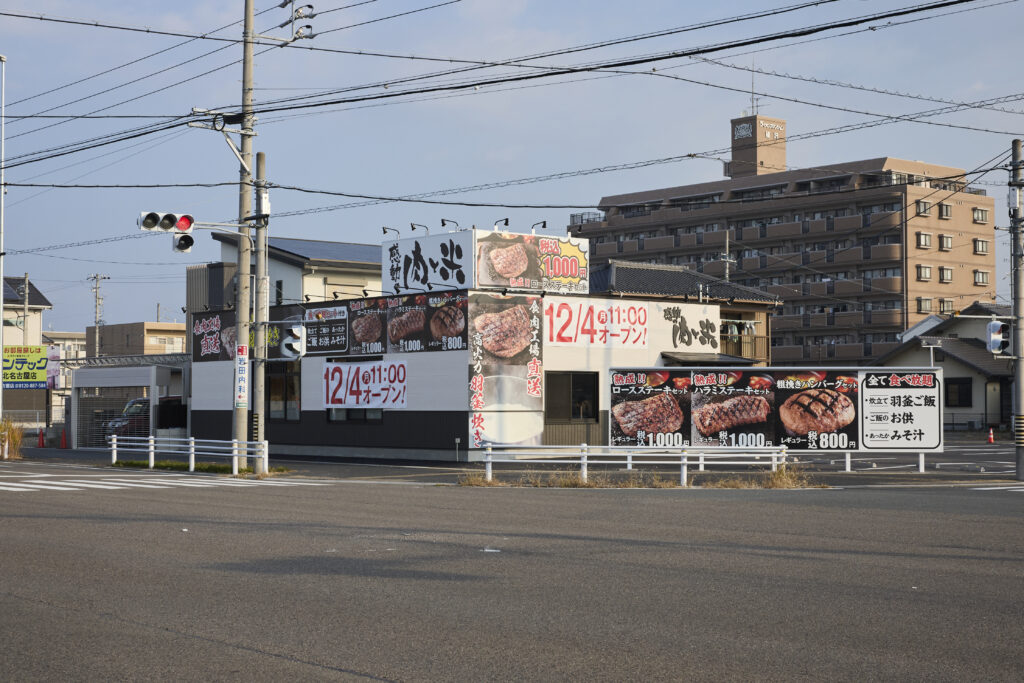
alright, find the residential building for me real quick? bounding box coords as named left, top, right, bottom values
left=875, top=301, right=1010, bottom=429
left=570, top=114, right=997, bottom=365
left=85, top=321, right=186, bottom=357
left=41, top=330, right=87, bottom=425
left=2, top=275, right=52, bottom=346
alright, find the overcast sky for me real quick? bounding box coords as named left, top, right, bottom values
left=0, top=0, right=1020, bottom=332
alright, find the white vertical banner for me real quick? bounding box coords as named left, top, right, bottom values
left=234, top=344, right=249, bottom=408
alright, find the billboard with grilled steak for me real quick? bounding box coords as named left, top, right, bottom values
left=609, top=367, right=942, bottom=452
left=475, top=232, right=589, bottom=294
left=467, top=292, right=544, bottom=448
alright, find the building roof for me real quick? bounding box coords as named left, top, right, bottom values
left=591, top=260, right=781, bottom=305
left=597, top=157, right=973, bottom=208
left=2, top=277, right=52, bottom=309
left=875, top=299, right=1013, bottom=376
left=213, top=234, right=380, bottom=270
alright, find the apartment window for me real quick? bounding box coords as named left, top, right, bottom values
left=973, top=238, right=989, bottom=254
left=973, top=208, right=989, bottom=223
left=939, top=267, right=953, bottom=283
left=916, top=232, right=932, bottom=248
left=545, top=371, right=599, bottom=422
left=916, top=200, right=932, bottom=216
left=945, top=378, right=972, bottom=408
left=974, top=270, right=990, bottom=285
left=916, top=298, right=932, bottom=313
left=938, top=203, right=952, bottom=219
left=939, top=299, right=954, bottom=314
left=938, top=234, right=953, bottom=251
left=916, top=265, right=932, bottom=281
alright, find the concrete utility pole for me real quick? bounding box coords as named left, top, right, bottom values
left=1010, top=139, right=1024, bottom=481
left=252, top=151, right=268, bottom=474
left=88, top=274, right=108, bottom=356
left=233, top=0, right=256, bottom=449
left=0, top=54, right=6, bottom=422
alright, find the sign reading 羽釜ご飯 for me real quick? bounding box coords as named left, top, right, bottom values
left=3, top=346, right=49, bottom=389
left=607, top=367, right=942, bottom=453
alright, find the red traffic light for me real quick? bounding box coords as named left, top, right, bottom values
left=175, top=215, right=194, bottom=232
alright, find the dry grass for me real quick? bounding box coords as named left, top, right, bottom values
left=0, top=418, right=23, bottom=459
left=699, top=464, right=827, bottom=489
left=459, top=469, right=680, bottom=488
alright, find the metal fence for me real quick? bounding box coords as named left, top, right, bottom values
left=109, top=435, right=268, bottom=475
left=483, top=444, right=791, bottom=487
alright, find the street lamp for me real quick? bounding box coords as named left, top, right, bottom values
left=441, top=218, right=459, bottom=230
left=410, top=222, right=430, bottom=235
left=493, top=218, right=509, bottom=231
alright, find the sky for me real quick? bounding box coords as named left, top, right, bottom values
left=0, top=0, right=1021, bottom=332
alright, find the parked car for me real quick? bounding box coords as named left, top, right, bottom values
left=105, top=397, right=185, bottom=438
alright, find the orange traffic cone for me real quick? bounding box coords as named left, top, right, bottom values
left=60, top=429, right=67, bottom=449
left=988, top=427, right=995, bottom=444
left=37, top=428, right=44, bottom=447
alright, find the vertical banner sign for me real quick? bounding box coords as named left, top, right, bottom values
left=468, top=293, right=544, bottom=447
left=234, top=345, right=249, bottom=408
left=861, top=371, right=942, bottom=450
left=323, top=360, right=408, bottom=409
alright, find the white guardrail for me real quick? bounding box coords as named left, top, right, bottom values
left=483, top=444, right=790, bottom=487
left=109, top=435, right=269, bottom=475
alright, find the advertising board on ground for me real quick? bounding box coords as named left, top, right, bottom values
left=609, top=367, right=942, bottom=453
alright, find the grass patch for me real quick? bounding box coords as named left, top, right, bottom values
left=459, top=469, right=680, bottom=488
left=1, top=418, right=23, bottom=459
left=698, top=464, right=827, bottom=489
left=112, top=460, right=290, bottom=476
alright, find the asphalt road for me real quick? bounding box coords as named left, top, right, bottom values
left=1, top=459, right=1022, bottom=681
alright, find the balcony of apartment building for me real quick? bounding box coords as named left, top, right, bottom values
left=720, top=333, right=770, bottom=363
left=863, top=276, right=903, bottom=294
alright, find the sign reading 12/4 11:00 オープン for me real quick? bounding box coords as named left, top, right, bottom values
left=608, top=367, right=942, bottom=453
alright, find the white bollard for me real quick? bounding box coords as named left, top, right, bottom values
left=263, top=440, right=270, bottom=473
left=699, top=452, right=705, bottom=472
left=188, top=436, right=195, bottom=472
left=580, top=443, right=588, bottom=483
left=771, top=452, right=778, bottom=472
left=485, top=446, right=492, bottom=482
left=627, top=452, right=632, bottom=471
left=845, top=451, right=851, bottom=473
left=111, top=435, right=117, bottom=464
left=918, top=452, right=925, bottom=473
left=681, top=449, right=688, bottom=487
left=232, top=438, right=239, bottom=476
left=148, top=435, right=155, bottom=469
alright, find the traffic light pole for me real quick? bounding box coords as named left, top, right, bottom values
left=233, top=0, right=256, bottom=461
left=1010, top=139, right=1024, bottom=481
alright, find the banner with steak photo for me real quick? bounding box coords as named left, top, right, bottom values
left=386, top=291, right=469, bottom=354
left=467, top=293, right=543, bottom=448
left=609, top=370, right=691, bottom=448
left=347, top=297, right=388, bottom=356
left=689, top=371, right=775, bottom=448
left=772, top=370, right=859, bottom=451
left=475, top=232, right=589, bottom=294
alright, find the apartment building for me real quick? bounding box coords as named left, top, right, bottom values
left=570, top=114, right=997, bottom=365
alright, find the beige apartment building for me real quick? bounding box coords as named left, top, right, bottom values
left=571, top=114, right=997, bottom=365
left=85, top=321, right=186, bottom=357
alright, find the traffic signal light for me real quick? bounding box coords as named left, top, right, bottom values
left=986, top=320, right=1010, bottom=354
left=138, top=212, right=194, bottom=232
left=173, top=232, right=195, bottom=253
left=280, top=323, right=307, bottom=359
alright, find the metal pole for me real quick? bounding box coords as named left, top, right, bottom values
left=233, top=0, right=255, bottom=458
left=252, top=152, right=268, bottom=474
left=1010, top=139, right=1024, bottom=481
left=0, top=55, right=6, bottom=423
left=21, top=272, right=27, bottom=342
left=188, top=436, right=195, bottom=472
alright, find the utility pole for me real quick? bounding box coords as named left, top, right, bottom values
left=252, top=151, right=269, bottom=474
left=1009, top=139, right=1023, bottom=481
left=233, top=0, right=256, bottom=451
left=721, top=230, right=736, bottom=282
left=88, top=274, right=109, bottom=356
